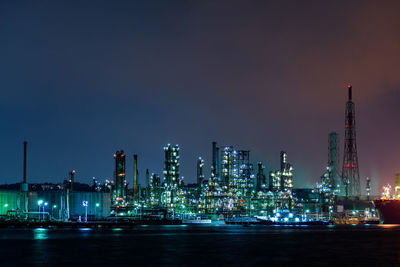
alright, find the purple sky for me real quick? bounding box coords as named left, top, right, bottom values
left=1, top=1, right=400, bottom=194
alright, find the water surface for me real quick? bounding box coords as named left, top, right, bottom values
left=0, top=225, right=399, bottom=266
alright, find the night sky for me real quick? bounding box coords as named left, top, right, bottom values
left=1, top=1, right=400, bottom=194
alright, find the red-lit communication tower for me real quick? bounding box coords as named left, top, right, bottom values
left=342, top=84, right=360, bottom=197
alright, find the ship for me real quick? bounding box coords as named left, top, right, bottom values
left=373, top=199, right=400, bottom=224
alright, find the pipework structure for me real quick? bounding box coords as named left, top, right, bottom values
left=197, top=157, right=205, bottom=185
left=342, top=84, right=361, bottom=197
left=280, top=151, right=294, bottom=195
left=149, top=173, right=161, bottom=206
left=269, top=151, right=294, bottom=209
left=220, top=146, right=237, bottom=189
left=327, top=132, right=340, bottom=194
left=163, top=144, right=180, bottom=207
left=318, top=132, right=341, bottom=212
left=237, top=150, right=253, bottom=198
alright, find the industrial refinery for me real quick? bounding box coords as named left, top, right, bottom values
left=0, top=85, right=383, bottom=226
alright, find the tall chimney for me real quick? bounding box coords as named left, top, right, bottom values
left=69, top=170, right=75, bottom=192
left=212, top=142, right=219, bottom=177
left=133, top=155, right=138, bottom=198
left=21, top=141, right=29, bottom=213
left=23, top=141, right=27, bottom=183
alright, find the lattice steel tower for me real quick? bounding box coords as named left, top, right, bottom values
left=342, top=84, right=360, bottom=197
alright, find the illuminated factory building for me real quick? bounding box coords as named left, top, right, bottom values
left=0, top=86, right=376, bottom=223
left=196, top=142, right=295, bottom=217
left=0, top=115, right=375, bottom=223
left=3, top=142, right=335, bottom=223
left=162, top=144, right=183, bottom=210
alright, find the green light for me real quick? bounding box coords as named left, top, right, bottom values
left=33, top=228, right=48, bottom=240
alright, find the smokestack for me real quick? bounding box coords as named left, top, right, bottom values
left=23, top=141, right=27, bottom=183
left=69, top=170, right=75, bottom=192
left=133, top=154, right=138, bottom=198
left=347, top=84, right=352, bottom=101
left=21, top=141, right=29, bottom=212
left=212, top=142, right=219, bottom=177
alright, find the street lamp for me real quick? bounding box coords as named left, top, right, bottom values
left=38, top=200, right=43, bottom=221
left=44, top=202, right=48, bottom=221
left=82, top=201, right=88, bottom=222
left=52, top=205, right=57, bottom=219
left=95, top=203, right=100, bottom=219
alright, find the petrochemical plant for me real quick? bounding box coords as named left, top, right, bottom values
left=0, top=85, right=382, bottom=225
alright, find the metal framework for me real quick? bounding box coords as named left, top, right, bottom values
left=163, top=144, right=180, bottom=207
left=342, top=85, right=360, bottom=197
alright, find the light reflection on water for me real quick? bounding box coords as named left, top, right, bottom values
left=79, top=228, right=92, bottom=231
left=376, top=224, right=400, bottom=228
left=33, top=228, right=48, bottom=240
